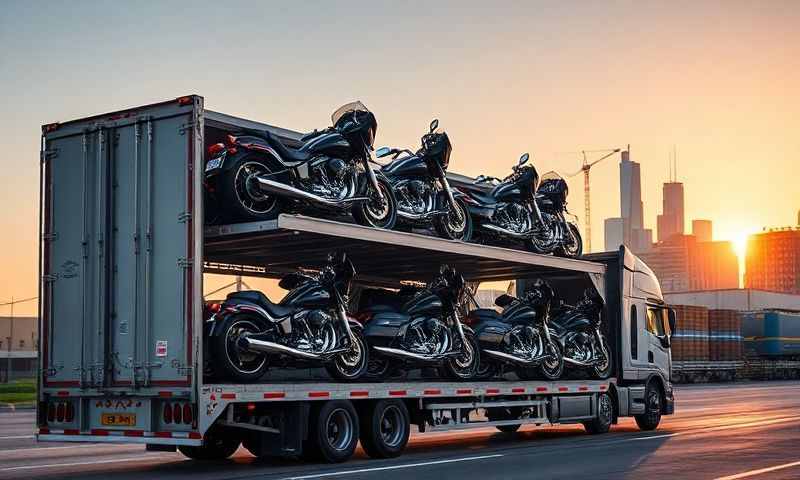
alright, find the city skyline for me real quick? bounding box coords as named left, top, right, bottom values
left=1, top=1, right=799, bottom=314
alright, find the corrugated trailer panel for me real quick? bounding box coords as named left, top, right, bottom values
left=670, top=305, right=709, bottom=361
left=742, top=310, right=800, bottom=357
left=41, top=98, right=200, bottom=390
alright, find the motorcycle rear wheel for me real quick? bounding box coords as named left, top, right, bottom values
left=218, top=152, right=284, bottom=222
left=211, top=314, right=270, bottom=383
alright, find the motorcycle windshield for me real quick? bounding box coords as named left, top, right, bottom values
left=331, top=101, right=370, bottom=125
left=540, top=171, right=564, bottom=183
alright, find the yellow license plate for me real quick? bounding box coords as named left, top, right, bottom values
left=101, top=413, right=137, bottom=426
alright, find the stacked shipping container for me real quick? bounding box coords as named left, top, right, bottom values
left=708, top=309, right=743, bottom=361
left=741, top=310, right=800, bottom=358
left=670, top=305, right=709, bottom=361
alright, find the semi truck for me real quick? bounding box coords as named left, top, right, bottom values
left=36, top=95, right=675, bottom=463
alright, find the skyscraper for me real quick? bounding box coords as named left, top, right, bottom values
left=657, top=181, right=685, bottom=242
left=640, top=234, right=739, bottom=292
left=692, top=220, right=713, bottom=243
left=745, top=228, right=800, bottom=294
left=604, top=148, right=652, bottom=252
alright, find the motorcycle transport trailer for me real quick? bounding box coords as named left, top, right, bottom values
left=37, top=95, right=675, bottom=463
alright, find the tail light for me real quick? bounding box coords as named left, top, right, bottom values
left=207, top=143, right=225, bottom=157
left=163, top=403, right=173, bottom=424
left=64, top=402, right=75, bottom=422
left=173, top=403, right=182, bottom=424
left=182, top=404, right=192, bottom=424
left=56, top=403, right=65, bottom=422
left=47, top=403, right=55, bottom=422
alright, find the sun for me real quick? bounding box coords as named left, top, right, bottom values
left=731, top=232, right=749, bottom=260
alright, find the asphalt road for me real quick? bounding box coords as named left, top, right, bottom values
left=1, top=381, right=799, bottom=480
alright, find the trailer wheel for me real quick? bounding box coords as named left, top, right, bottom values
left=634, top=382, right=663, bottom=431
left=360, top=399, right=410, bottom=459
left=178, top=429, right=240, bottom=460
left=583, top=392, right=613, bottom=434
left=304, top=400, right=359, bottom=463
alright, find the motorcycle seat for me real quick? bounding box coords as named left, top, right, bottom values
left=259, top=130, right=312, bottom=166
left=226, top=290, right=293, bottom=319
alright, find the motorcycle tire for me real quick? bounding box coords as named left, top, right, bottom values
left=441, top=331, right=480, bottom=380
left=539, top=339, right=565, bottom=381
left=593, top=339, right=614, bottom=379
left=352, top=177, right=398, bottom=230
left=210, top=313, right=270, bottom=383
left=217, top=152, right=284, bottom=223
left=433, top=196, right=473, bottom=242
left=556, top=223, right=583, bottom=258
left=325, top=327, right=369, bottom=382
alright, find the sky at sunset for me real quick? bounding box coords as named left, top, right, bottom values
left=1, top=1, right=799, bottom=314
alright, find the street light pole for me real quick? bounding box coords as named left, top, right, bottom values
left=6, top=296, right=12, bottom=383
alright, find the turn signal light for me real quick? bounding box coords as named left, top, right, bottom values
left=208, top=143, right=225, bottom=157
left=64, top=402, right=75, bottom=422
left=56, top=403, right=65, bottom=422
left=163, top=403, right=173, bottom=424
left=173, top=403, right=182, bottom=424
left=183, top=404, right=192, bottom=424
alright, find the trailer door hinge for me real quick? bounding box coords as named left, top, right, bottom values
left=41, top=149, right=59, bottom=161
left=43, top=274, right=58, bottom=283
left=177, top=212, right=192, bottom=223
left=42, top=232, right=58, bottom=241
left=179, top=121, right=196, bottom=135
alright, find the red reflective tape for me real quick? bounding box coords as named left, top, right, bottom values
left=486, top=388, right=500, bottom=395
left=349, top=391, right=369, bottom=398
left=389, top=390, right=407, bottom=396
left=308, top=392, right=330, bottom=398
left=90, top=429, right=109, bottom=436
left=63, top=429, right=80, bottom=435
left=155, top=431, right=172, bottom=438
left=423, top=389, right=442, bottom=395
left=558, top=387, right=569, bottom=392
left=188, top=432, right=202, bottom=439
left=39, top=428, right=50, bottom=434
left=456, top=389, right=472, bottom=395
left=579, top=386, right=589, bottom=392
left=158, top=391, right=173, bottom=398
left=536, top=387, right=549, bottom=392
left=56, top=391, right=69, bottom=397
left=263, top=392, right=286, bottom=399
left=511, top=387, right=525, bottom=393
left=600, top=385, right=608, bottom=390
left=220, top=393, right=236, bottom=400
left=124, top=430, right=144, bottom=437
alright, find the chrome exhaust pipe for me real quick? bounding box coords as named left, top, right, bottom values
left=255, top=177, right=369, bottom=207
left=397, top=209, right=448, bottom=221
left=242, top=337, right=321, bottom=360
left=372, top=346, right=454, bottom=362
left=483, top=349, right=541, bottom=365
left=481, top=223, right=533, bottom=239
left=563, top=356, right=596, bottom=367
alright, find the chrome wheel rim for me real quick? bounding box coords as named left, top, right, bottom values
left=365, top=183, right=391, bottom=221
left=542, top=341, right=561, bottom=374
left=234, top=161, right=277, bottom=214
left=325, top=408, right=354, bottom=451
left=454, top=337, right=476, bottom=370
left=224, top=319, right=267, bottom=375
left=447, top=202, right=467, bottom=234
left=598, top=394, right=612, bottom=424
left=336, top=335, right=366, bottom=377
left=379, top=406, right=405, bottom=447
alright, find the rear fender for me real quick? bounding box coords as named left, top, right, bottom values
left=222, top=138, right=284, bottom=174
left=207, top=301, right=274, bottom=337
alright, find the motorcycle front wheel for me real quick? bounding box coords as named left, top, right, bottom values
left=556, top=223, right=583, bottom=258
left=352, top=177, right=398, bottom=229
left=441, top=331, right=480, bottom=380
left=433, top=196, right=473, bottom=242
left=218, top=152, right=284, bottom=222
left=593, top=337, right=614, bottom=379
left=211, top=314, right=270, bottom=383
left=539, top=339, right=565, bottom=380
left=325, top=328, right=369, bottom=382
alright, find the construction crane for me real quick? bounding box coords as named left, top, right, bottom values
left=567, top=148, right=621, bottom=253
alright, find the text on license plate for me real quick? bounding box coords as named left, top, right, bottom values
left=101, top=413, right=137, bottom=426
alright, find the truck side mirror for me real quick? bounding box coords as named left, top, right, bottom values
left=667, top=308, right=676, bottom=336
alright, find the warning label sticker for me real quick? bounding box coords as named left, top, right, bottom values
left=155, top=340, right=168, bottom=357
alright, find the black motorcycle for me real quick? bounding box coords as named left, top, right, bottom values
left=458, top=153, right=583, bottom=257
left=204, top=101, right=398, bottom=229
left=376, top=119, right=472, bottom=240
left=360, top=266, right=480, bottom=380
left=550, top=287, right=613, bottom=379
left=469, top=279, right=564, bottom=380
left=204, top=253, right=368, bottom=383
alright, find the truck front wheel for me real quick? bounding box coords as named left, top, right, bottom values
left=634, top=383, right=663, bottom=431
left=178, top=429, right=240, bottom=460
left=304, top=400, right=360, bottom=463
left=359, top=399, right=410, bottom=459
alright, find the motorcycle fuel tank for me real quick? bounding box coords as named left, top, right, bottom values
left=299, top=131, right=352, bottom=158
left=281, top=282, right=331, bottom=309
left=491, top=182, right=523, bottom=203
left=382, top=155, right=429, bottom=178
left=403, top=291, right=443, bottom=317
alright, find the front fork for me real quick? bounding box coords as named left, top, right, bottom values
left=451, top=310, right=470, bottom=350
left=362, top=152, right=386, bottom=202
left=335, top=291, right=358, bottom=346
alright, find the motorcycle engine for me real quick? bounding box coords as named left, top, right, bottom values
left=495, top=203, right=529, bottom=234
left=309, top=156, right=354, bottom=199
left=294, top=309, right=335, bottom=353
left=405, top=317, right=448, bottom=355
left=396, top=179, right=432, bottom=214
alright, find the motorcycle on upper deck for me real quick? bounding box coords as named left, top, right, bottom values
left=458, top=153, right=583, bottom=257
left=376, top=119, right=472, bottom=240
left=204, top=102, right=398, bottom=229
left=204, top=252, right=368, bottom=383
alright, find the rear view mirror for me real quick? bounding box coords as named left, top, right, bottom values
left=519, top=152, right=530, bottom=166
left=376, top=146, right=392, bottom=158
left=429, top=119, right=439, bottom=133
left=495, top=294, right=515, bottom=308
left=667, top=308, right=676, bottom=335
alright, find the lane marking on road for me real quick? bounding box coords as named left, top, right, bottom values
left=714, top=460, right=800, bottom=480
left=0, top=454, right=169, bottom=472
left=0, top=435, right=34, bottom=440
left=0, top=443, right=134, bottom=456
left=281, top=454, right=505, bottom=479
left=621, top=415, right=800, bottom=444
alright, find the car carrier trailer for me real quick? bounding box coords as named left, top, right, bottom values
left=37, top=95, right=674, bottom=463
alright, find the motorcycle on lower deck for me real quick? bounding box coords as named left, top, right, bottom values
left=360, top=266, right=481, bottom=380
left=469, top=279, right=564, bottom=380
left=549, top=287, right=613, bottom=379
left=204, top=252, right=368, bottom=383
left=376, top=119, right=472, bottom=240
left=458, top=153, right=583, bottom=257
left=204, top=101, right=397, bottom=229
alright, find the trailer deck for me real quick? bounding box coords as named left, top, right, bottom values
left=204, top=214, right=605, bottom=286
